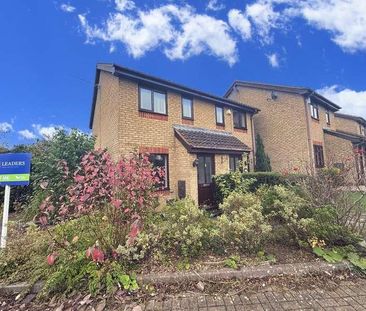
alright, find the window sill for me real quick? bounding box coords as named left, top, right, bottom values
left=155, top=189, right=171, bottom=195
left=139, top=111, right=168, bottom=121
left=216, top=124, right=225, bottom=130
left=182, top=119, right=194, bottom=125
left=311, top=117, right=320, bottom=122
left=234, top=127, right=248, bottom=133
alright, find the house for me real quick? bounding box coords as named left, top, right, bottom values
left=225, top=81, right=341, bottom=173
left=324, top=113, right=366, bottom=181
left=90, top=64, right=258, bottom=205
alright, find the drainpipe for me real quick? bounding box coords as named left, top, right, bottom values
left=304, top=95, right=314, bottom=174
left=251, top=114, right=256, bottom=171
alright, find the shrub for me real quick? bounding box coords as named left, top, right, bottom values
left=217, top=192, right=271, bottom=252
left=41, top=150, right=163, bottom=261
left=213, top=171, right=305, bottom=203
left=257, top=185, right=310, bottom=243
left=300, top=206, right=359, bottom=246
left=152, top=199, right=214, bottom=258
left=23, top=129, right=95, bottom=220
left=255, top=134, right=271, bottom=172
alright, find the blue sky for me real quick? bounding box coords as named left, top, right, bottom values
left=1, top=0, right=365, bottom=146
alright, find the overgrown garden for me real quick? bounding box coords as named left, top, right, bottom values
left=0, top=131, right=366, bottom=300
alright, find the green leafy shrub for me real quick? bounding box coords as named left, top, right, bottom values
left=300, top=206, right=359, bottom=246
left=24, top=129, right=95, bottom=221
left=213, top=171, right=305, bottom=203
left=217, top=192, right=271, bottom=252
left=152, top=199, right=214, bottom=258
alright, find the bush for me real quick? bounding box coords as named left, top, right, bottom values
left=217, top=192, right=271, bottom=252
left=23, top=129, right=95, bottom=221
left=213, top=171, right=305, bottom=203
left=300, top=206, right=359, bottom=246
left=152, top=199, right=214, bottom=258
left=257, top=185, right=310, bottom=243
left=41, top=150, right=163, bottom=257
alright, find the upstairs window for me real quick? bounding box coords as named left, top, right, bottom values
left=233, top=111, right=247, bottom=129
left=149, top=154, right=169, bottom=190
left=325, top=111, right=331, bottom=125
left=139, top=87, right=167, bottom=115
left=216, top=106, right=224, bottom=125
left=182, top=98, right=193, bottom=119
left=310, top=103, right=319, bottom=120
left=314, top=144, right=324, bottom=168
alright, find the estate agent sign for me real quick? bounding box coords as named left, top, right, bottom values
left=0, top=153, right=32, bottom=248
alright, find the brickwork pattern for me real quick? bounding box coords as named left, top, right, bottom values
left=336, top=116, right=362, bottom=136
left=127, top=279, right=366, bottom=310
left=92, top=73, right=255, bottom=203
left=228, top=86, right=339, bottom=173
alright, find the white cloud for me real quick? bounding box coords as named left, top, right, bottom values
left=32, top=124, right=62, bottom=139
left=18, top=129, right=37, bottom=140
left=228, top=9, right=251, bottom=40
left=78, top=4, right=238, bottom=65
left=317, top=86, right=366, bottom=119
left=244, top=0, right=284, bottom=44
left=206, top=0, right=225, bottom=11
left=60, top=3, right=76, bottom=13
left=115, top=0, right=135, bottom=12
left=266, top=52, right=280, bottom=67
left=296, top=0, right=366, bottom=52
left=0, top=122, right=13, bottom=133
left=165, top=14, right=238, bottom=66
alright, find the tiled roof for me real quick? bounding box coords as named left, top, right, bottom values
left=174, top=125, right=251, bottom=153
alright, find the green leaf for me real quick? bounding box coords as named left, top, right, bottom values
left=313, top=247, right=326, bottom=257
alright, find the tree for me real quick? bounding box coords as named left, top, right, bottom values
left=255, top=134, right=272, bottom=172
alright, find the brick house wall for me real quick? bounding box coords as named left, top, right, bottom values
left=92, top=69, right=256, bottom=204
left=335, top=116, right=364, bottom=136
left=228, top=86, right=338, bottom=172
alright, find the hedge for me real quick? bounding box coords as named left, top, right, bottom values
left=213, top=171, right=307, bottom=204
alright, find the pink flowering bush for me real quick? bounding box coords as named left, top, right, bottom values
left=40, top=149, right=164, bottom=263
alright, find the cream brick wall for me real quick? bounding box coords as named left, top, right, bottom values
left=228, top=86, right=340, bottom=173
left=92, top=72, right=255, bottom=203
left=228, top=86, right=312, bottom=172
left=335, top=116, right=362, bottom=135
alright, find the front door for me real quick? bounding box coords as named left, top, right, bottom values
left=197, top=154, right=215, bottom=207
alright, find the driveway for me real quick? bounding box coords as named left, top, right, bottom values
left=133, top=278, right=366, bottom=310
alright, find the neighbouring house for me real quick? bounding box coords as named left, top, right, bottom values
left=324, top=113, right=366, bottom=181
left=225, top=81, right=341, bottom=173
left=225, top=81, right=366, bottom=182
left=90, top=64, right=258, bottom=205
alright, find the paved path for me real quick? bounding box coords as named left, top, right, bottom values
left=131, top=279, right=366, bottom=310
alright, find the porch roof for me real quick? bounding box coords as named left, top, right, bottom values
left=324, top=128, right=366, bottom=144
left=174, top=125, right=251, bottom=154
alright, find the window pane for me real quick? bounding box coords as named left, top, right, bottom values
left=198, top=156, right=206, bottom=184
left=182, top=98, right=192, bottom=118
left=216, top=106, right=223, bottom=124
left=140, top=88, right=152, bottom=110
left=149, top=154, right=168, bottom=189
left=240, top=113, right=246, bottom=128
left=233, top=111, right=240, bottom=127
left=204, top=156, right=213, bottom=184
left=229, top=156, right=235, bottom=171
left=153, top=92, right=166, bottom=114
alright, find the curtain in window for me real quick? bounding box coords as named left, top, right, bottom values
left=154, top=92, right=166, bottom=114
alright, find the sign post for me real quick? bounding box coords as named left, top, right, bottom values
left=0, top=153, right=31, bottom=249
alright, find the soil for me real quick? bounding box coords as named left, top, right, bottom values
left=136, top=243, right=317, bottom=275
